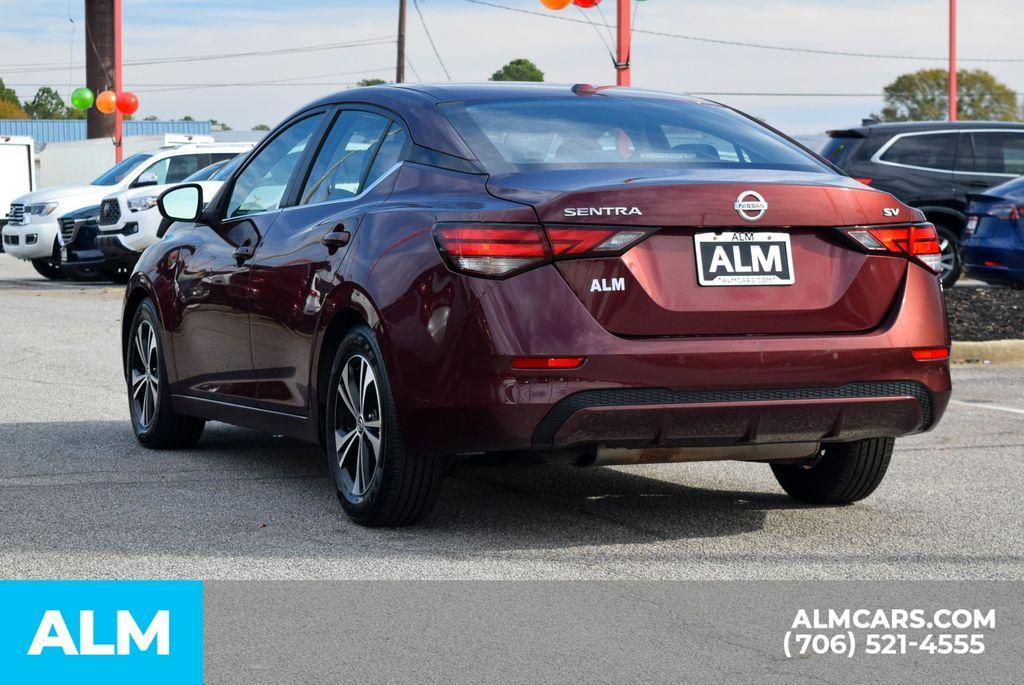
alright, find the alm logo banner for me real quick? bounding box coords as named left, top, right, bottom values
left=0, top=580, right=202, bottom=684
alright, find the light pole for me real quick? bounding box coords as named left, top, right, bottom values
left=397, top=0, right=407, bottom=83
left=949, top=0, right=957, bottom=122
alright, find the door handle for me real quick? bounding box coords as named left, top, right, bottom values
left=233, top=243, right=256, bottom=265
left=322, top=230, right=352, bottom=252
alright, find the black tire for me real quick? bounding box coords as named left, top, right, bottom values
left=771, top=437, right=894, bottom=504
left=31, top=258, right=66, bottom=280
left=934, top=223, right=961, bottom=287
left=127, top=298, right=205, bottom=449
left=325, top=325, right=443, bottom=526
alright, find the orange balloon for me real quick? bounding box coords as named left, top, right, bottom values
left=540, top=0, right=572, bottom=8
left=96, top=90, right=118, bottom=114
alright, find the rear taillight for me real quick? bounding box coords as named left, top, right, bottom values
left=846, top=223, right=942, bottom=274
left=853, top=177, right=873, bottom=186
left=987, top=204, right=1023, bottom=221
left=433, top=224, right=549, bottom=278
left=433, top=223, right=656, bottom=278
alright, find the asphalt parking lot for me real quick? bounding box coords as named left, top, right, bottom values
left=0, top=257, right=1021, bottom=581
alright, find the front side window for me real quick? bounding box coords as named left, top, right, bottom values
left=960, top=132, right=1024, bottom=175
left=439, top=97, right=829, bottom=173
left=226, top=115, right=322, bottom=218
left=879, top=132, right=956, bottom=171
left=300, top=111, right=391, bottom=205
left=91, top=153, right=153, bottom=186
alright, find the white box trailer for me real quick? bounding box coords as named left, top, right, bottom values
left=1, top=136, right=35, bottom=233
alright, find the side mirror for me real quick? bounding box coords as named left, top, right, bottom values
left=132, top=172, right=160, bottom=188
left=157, top=184, right=204, bottom=223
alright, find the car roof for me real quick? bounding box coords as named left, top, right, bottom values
left=828, top=120, right=1024, bottom=137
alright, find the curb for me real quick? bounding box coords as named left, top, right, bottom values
left=952, top=340, right=1024, bottom=364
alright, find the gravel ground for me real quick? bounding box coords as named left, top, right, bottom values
left=0, top=256, right=1022, bottom=581
left=946, top=285, right=1024, bottom=341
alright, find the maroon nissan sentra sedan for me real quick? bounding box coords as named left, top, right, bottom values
left=124, top=83, right=950, bottom=526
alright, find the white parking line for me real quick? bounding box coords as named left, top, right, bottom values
left=949, top=399, right=1024, bottom=416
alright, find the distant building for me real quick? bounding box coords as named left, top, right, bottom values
left=0, top=119, right=213, bottom=145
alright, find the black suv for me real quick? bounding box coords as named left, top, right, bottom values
left=822, top=121, right=1024, bottom=286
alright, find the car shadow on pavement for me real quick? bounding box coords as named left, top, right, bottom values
left=0, top=420, right=805, bottom=557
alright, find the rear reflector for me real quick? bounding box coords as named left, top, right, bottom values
left=846, top=223, right=942, bottom=273
left=853, top=177, right=873, bottom=186
left=911, top=347, right=949, bottom=361
left=511, top=356, right=586, bottom=370
left=434, top=223, right=657, bottom=278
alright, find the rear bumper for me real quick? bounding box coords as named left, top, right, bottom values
left=960, top=244, right=1024, bottom=285
left=386, top=262, right=951, bottom=458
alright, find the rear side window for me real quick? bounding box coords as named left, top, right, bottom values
left=878, top=132, right=956, bottom=171
left=820, top=136, right=859, bottom=167
left=439, top=97, right=829, bottom=173
left=958, top=132, right=1024, bottom=175
left=300, top=111, right=391, bottom=204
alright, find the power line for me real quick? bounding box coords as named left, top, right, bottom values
left=462, top=0, right=1024, bottom=63
left=412, top=0, right=452, bottom=81
left=1, top=36, right=395, bottom=74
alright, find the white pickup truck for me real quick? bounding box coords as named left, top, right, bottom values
left=95, top=151, right=249, bottom=260
left=2, top=141, right=253, bottom=279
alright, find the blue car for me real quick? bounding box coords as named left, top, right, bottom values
left=960, top=176, right=1024, bottom=287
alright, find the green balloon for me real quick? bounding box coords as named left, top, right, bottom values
left=70, top=87, right=95, bottom=110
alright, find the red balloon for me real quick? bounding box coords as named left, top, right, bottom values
left=573, top=0, right=602, bottom=7
left=116, top=91, right=139, bottom=116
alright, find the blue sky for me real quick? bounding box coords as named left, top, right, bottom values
left=1, top=0, right=1021, bottom=136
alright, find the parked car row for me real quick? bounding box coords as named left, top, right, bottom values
left=822, top=120, right=1024, bottom=287
left=1, top=141, right=253, bottom=281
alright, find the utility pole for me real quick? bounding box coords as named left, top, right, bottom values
left=396, top=0, right=407, bottom=83
left=616, top=0, right=631, bottom=86
left=84, top=0, right=123, bottom=162
left=949, top=0, right=957, bottom=122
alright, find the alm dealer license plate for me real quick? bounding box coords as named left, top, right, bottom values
left=694, top=231, right=795, bottom=286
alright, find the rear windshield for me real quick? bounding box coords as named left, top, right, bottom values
left=820, top=136, right=860, bottom=167
left=439, top=97, right=829, bottom=174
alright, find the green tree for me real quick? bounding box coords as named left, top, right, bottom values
left=23, top=87, right=72, bottom=119
left=0, top=78, right=19, bottom=105
left=0, top=100, right=28, bottom=119
left=357, top=78, right=387, bottom=87
left=876, top=68, right=1020, bottom=122
left=489, top=58, right=544, bottom=82
left=252, top=123, right=271, bottom=131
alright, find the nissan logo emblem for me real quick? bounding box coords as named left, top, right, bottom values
left=734, top=191, right=768, bottom=222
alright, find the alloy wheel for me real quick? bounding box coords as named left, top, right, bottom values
left=938, top=236, right=957, bottom=280
left=130, top=320, right=160, bottom=430
left=334, top=355, right=383, bottom=497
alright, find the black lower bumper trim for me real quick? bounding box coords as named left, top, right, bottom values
left=530, top=381, right=934, bottom=447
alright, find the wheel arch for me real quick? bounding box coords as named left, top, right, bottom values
left=917, top=206, right=965, bottom=235
left=121, top=281, right=158, bottom=377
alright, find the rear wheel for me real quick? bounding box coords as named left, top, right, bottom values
left=326, top=325, right=444, bottom=526
left=31, top=258, right=66, bottom=280
left=127, top=298, right=205, bottom=449
left=771, top=437, right=894, bottom=504
left=934, top=223, right=961, bottom=287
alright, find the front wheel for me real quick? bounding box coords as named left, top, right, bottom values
left=127, top=298, right=205, bottom=449
left=771, top=437, right=894, bottom=504
left=325, top=325, right=444, bottom=526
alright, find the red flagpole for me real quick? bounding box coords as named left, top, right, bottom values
left=114, top=0, right=123, bottom=162
left=616, top=0, right=631, bottom=86
left=949, top=0, right=957, bottom=122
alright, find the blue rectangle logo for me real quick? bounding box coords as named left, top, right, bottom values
left=0, top=580, right=203, bottom=684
